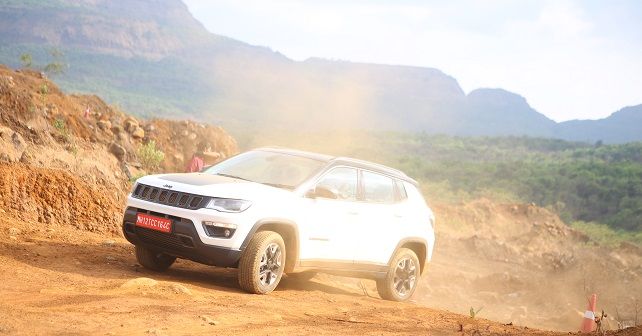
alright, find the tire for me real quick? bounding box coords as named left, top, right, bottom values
left=238, top=231, right=286, bottom=294
left=135, top=245, right=176, bottom=272
left=287, top=272, right=317, bottom=282
left=376, top=248, right=420, bottom=301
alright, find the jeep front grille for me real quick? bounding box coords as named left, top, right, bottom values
left=132, top=184, right=207, bottom=210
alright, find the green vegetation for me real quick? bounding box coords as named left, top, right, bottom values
left=240, top=131, right=642, bottom=234
left=43, top=48, right=66, bottom=75
left=570, top=221, right=642, bottom=247
left=1, top=44, right=206, bottom=118
left=138, top=140, right=165, bottom=172
left=19, top=53, right=32, bottom=68
left=52, top=118, right=69, bottom=141
left=469, top=306, right=484, bottom=319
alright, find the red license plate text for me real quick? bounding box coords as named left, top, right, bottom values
left=135, top=213, right=172, bottom=233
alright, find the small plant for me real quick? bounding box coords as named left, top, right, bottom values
left=53, top=118, right=70, bottom=142
left=469, top=306, right=483, bottom=319
left=39, top=83, right=49, bottom=95
left=69, top=144, right=78, bottom=157
left=19, top=53, right=32, bottom=68
left=138, top=140, right=165, bottom=172
left=43, top=48, right=66, bottom=76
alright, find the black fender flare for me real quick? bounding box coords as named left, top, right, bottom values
left=240, top=218, right=300, bottom=272
left=388, top=237, right=429, bottom=275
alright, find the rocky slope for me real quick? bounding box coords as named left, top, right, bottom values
left=0, top=64, right=237, bottom=190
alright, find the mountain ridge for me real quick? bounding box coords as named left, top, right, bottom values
left=0, top=0, right=639, bottom=143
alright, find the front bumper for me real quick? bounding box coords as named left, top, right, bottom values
left=122, top=207, right=242, bottom=267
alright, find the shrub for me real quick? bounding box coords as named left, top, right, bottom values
left=138, top=140, right=165, bottom=171
left=52, top=118, right=69, bottom=142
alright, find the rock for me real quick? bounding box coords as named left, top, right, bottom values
left=124, top=118, right=139, bottom=133
left=102, top=239, right=116, bottom=247
left=188, top=132, right=197, bottom=140
left=144, top=124, right=156, bottom=132
left=8, top=227, right=20, bottom=236
left=170, top=283, right=192, bottom=295
left=111, top=125, right=123, bottom=135
left=11, top=132, right=25, bottom=152
left=200, top=315, right=219, bottom=326
left=106, top=256, right=117, bottom=262
left=120, top=277, right=158, bottom=289
left=97, top=120, right=112, bottom=131
left=132, top=127, right=145, bottom=139
left=109, top=142, right=126, bottom=161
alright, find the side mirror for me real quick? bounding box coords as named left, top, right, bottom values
left=307, top=186, right=339, bottom=199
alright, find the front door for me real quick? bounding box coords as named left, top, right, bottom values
left=297, top=167, right=360, bottom=266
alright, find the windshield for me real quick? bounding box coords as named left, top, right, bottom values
left=203, top=150, right=327, bottom=190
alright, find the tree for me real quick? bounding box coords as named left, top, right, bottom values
left=19, top=53, right=32, bottom=68
left=43, top=48, right=67, bottom=75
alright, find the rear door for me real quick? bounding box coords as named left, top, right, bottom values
left=352, top=171, right=404, bottom=265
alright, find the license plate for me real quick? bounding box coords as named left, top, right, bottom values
left=135, top=213, right=172, bottom=233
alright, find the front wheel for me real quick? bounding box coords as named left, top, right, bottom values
left=135, top=245, right=176, bottom=272
left=238, top=231, right=286, bottom=294
left=376, top=248, right=420, bottom=301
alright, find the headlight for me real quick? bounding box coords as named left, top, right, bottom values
left=205, top=198, right=252, bottom=212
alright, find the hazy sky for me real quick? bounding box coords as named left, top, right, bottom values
left=183, top=0, right=642, bottom=122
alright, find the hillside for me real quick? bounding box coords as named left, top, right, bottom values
left=0, top=0, right=640, bottom=142
left=0, top=64, right=237, bottom=197
left=0, top=63, right=640, bottom=334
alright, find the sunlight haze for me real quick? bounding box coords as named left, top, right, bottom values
left=183, top=0, right=642, bottom=122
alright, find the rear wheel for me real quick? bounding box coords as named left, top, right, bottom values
left=376, top=248, right=419, bottom=301
left=135, top=245, right=176, bottom=272
left=238, top=231, right=286, bottom=294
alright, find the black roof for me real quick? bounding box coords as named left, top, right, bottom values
left=257, top=147, right=418, bottom=185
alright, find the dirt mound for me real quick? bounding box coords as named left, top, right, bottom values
left=0, top=63, right=238, bottom=234
left=0, top=163, right=123, bottom=234
left=420, top=199, right=642, bottom=331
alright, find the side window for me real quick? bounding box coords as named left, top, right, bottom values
left=404, top=182, right=428, bottom=207
left=395, top=179, right=408, bottom=202
left=362, top=171, right=395, bottom=203
left=315, top=167, right=358, bottom=201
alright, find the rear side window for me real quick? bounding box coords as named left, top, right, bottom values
left=404, top=182, right=428, bottom=207
left=362, top=171, right=395, bottom=203
left=395, top=179, right=408, bottom=202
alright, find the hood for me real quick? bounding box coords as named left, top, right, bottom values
left=136, top=173, right=295, bottom=201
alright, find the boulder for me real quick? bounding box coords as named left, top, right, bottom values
left=111, top=124, right=123, bottom=135
left=124, top=118, right=138, bottom=133
left=109, top=142, right=126, bottom=161
left=132, top=127, right=145, bottom=139
left=97, top=120, right=111, bottom=131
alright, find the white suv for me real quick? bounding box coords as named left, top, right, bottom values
left=122, top=148, right=435, bottom=301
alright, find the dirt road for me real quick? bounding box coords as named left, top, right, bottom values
left=1, top=217, right=576, bottom=336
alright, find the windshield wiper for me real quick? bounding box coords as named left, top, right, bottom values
left=216, top=173, right=251, bottom=182
left=260, top=182, right=295, bottom=190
